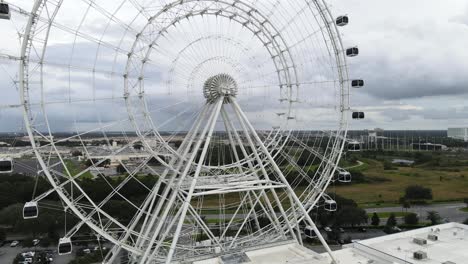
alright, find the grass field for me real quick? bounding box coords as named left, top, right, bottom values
left=335, top=156, right=468, bottom=205
left=460, top=207, right=468, bottom=212
left=367, top=211, right=410, bottom=218
left=64, top=160, right=94, bottom=180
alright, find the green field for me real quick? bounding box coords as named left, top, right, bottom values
left=64, top=160, right=94, bottom=180
left=335, top=154, right=468, bottom=205
left=460, top=207, right=468, bottom=213
left=367, top=211, right=410, bottom=218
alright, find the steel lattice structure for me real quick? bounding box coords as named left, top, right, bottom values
left=0, top=0, right=361, bottom=263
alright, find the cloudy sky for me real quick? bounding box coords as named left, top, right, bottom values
left=332, top=0, right=468, bottom=130
left=0, top=0, right=467, bottom=132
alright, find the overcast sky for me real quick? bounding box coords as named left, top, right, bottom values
left=331, top=0, right=468, bottom=130
left=0, top=0, right=467, bottom=132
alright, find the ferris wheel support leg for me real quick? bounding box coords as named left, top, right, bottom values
left=134, top=104, right=211, bottom=254
left=161, top=99, right=224, bottom=264
left=138, top=101, right=223, bottom=263
left=220, top=108, right=284, bottom=234
left=231, top=99, right=338, bottom=263
left=220, top=109, right=261, bottom=232
left=229, top=102, right=298, bottom=242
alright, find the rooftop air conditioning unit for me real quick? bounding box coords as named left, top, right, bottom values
left=442, top=262, right=456, bottom=264
left=413, top=238, right=427, bottom=245
left=413, top=251, right=427, bottom=260
left=427, top=234, right=438, bottom=241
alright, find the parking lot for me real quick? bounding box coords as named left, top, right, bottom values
left=0, top=244, right=76, bottom=264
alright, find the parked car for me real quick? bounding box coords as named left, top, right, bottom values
left=32, top=239, right=40, bottom=246
left=357, top=227, right=367, bottom=233
left=21, top=251, right=35, bottom=258
left=324, top=227, right=332, bottom=232
left=339, top=228, right=345, bottom=233
left=10, top=241, right=19, bottom=247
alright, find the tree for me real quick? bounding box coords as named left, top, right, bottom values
left=0, top=229, right=5, bottom=241
left=335, top=207, right=368, bottom=227
left=426, top=211, right=441, bottom=225
left=371, top=212, right=380, bottom=226
left=463, top=218, right=468, bottom=225
left=386, top=213, right=397, bottom=227
left=404, top=213, right=419, bottom=225
left=116, top=164, right=126, bottom=174
left=403, top=201, right=411, bottom=211
left=71, top=150, right=82, bottom=157
left=327, top=229, right=341, bottom=242
left=404, top=185, right=433, bottom=200
left=464, top=198, right=468, bottom=208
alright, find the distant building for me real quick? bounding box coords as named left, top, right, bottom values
left=448, top=127, right=468, bottom=142
left=392, top=159, right=415, bottom=166
left=410, top=143, right=448, bottom=151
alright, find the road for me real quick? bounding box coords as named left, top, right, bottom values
left=366, top=202, right=468, bottom=223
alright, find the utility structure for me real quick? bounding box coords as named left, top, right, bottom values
left=0, top=0, right=364, bottom=263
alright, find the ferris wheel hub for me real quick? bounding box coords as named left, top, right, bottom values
left=203, top=73, right=238, bottom=103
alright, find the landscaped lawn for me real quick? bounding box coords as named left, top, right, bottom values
left=335, top=157, right=468, bottom=205
left=64, top=160, right=94, bottom=180
left=367, top=211, right=410, bottom=218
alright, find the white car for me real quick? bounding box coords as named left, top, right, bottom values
left=32, top=239, right=40, bottom=246
left=324, top=227, right=332, bottom=232
left=10, top=240, right=19, bottom=247
left=21, top=251, right=35, bottom=258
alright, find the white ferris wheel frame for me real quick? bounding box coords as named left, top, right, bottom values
left=14, top=0, right=352, bottom=263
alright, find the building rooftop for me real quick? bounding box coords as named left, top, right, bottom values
left=196, top=223, right=468, bottom=264
left=341, top=222, right=468, bottom=264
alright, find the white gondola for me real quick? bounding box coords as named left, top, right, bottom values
left=352, top=112, right=365, bottom=120
left=338, top=171, right=352, bottom=183
left=0, top=3, right=10, bottom=20
left=351, top=79, right=364, bottom=88
left=23, top=202, right=39, bottom=219
left=348, top=141, right=361, bottom=152
left=324, top=200, right=337, bottom=212
left=346, top=47, right=359, bottom=57
left=58, top=237, right=72, bottom=255
left=336, top=15, right=349, bottom=26
left=0, top=158, right=13, bottom=173
left=304, top=226, right=317, bottom=239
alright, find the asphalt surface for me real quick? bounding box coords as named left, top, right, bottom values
left=366, top=202, right=468, bottom=223
left=0, top=244, right=74, bottom=264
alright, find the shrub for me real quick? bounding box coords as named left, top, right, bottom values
left=426, top=211, right=441, bottom=225
left=404, top=185, right=433, bottom=200
left=404, top=213, right=419, bottom=225
left=371, top=212, right=380, bottom=226
left=386, top=213, right=397, bottom=227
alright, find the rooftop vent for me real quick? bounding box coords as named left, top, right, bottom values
left=413, top=238, right=427, bottom=245
left=413, top=251, right=427, bottom=260
left=427, top=234, right=438, bottom=241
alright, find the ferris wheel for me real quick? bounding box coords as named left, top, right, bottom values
left=0, top=0, right=365, bottom=263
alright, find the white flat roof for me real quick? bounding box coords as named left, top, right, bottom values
left=197, top=223, right=468, bottom=264
left=343, top=222, right=468, bottom=264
